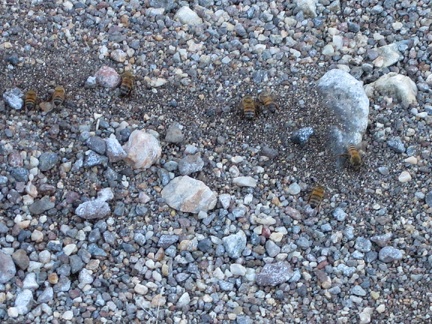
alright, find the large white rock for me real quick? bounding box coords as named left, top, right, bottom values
left=161, top=176, right=217, bottom=214
left=317, top=69, right=370, bottom=154
left=123, top=129, right=161, bottom=169
left=373, top=43, right=403, bottom=68
left=174, top=6, right=203, bottom=25
left=364, top=72, right=417, bottom=108
left=295, top=0, right=318, bottom=18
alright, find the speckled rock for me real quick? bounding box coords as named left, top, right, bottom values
left=95, top=66, right=121, bottom=88
left=256, top=262, right=293, bottom=286
left=75, top=199, right=111, bottom=220
left=123, top=129, right=161, bottom=169
left=161, top=176, right=217, bottom=213
left=3, top=88, right=24, bottom=110
left=0, top=251, right=16, bottom=283
left=222, top=230, right=247, bottom=259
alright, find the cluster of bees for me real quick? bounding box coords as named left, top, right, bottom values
left=25, top=70, right=361, bottom=213
left=23, top=86, right=65, bottom=111
left=240, top=91, right=279, bottom=119
left=22, top=71, right=135, bottom=111
left=240, top=92, right=362, bottom=212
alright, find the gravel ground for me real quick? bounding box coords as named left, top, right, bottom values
left=0, top=0, right=431, bottom=323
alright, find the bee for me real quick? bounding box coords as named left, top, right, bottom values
left=341, top=145, right=362, bottom=170
left=241, top=95, right=258, bottom=120
left=308, top=185, right=325, bottom=211
left=258, top=90, right=279, bottom=113
left=52, top=86, right=65, bottom=107
left=119, top=71, right=134, bottom=97
left=24, top=89, right=37, bottom=111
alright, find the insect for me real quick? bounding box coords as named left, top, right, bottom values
left=52, top=86, right=65, bottom=106
left=119, top=71, right=134, bottom=97
left=258, top=90, right=279, bottom=113
left=341, top=145, right=362, bottom=170
left=308, top=185, right=325, bottom=211
left=24, top=89, right=37, bottom=111
left=241, top=95, right=258, bottom=120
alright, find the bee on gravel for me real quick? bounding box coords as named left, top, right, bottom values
left=258, top=90, right=279, bottom=113
left=119, top=71, right=134, bottom=97
left=341, top=145, right=362, bottom=170
left=308, top=185, right=325, bottom=211
left=241, top=95, right=259, bottom=120
left=52, top=86, right=65, bottom=107
left=24, top=89, right=37, bottom=111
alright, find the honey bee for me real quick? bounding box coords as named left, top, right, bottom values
left=241, top=95, right=258, bottom=120
left=308, top=185, right=325, bottom=211
left=258, top=90, right=279, bottom=113
left=341, top=145, right=362, bottom=170
left=119, top=71, right=134, bottom=97
left=52, top=86, right=65, bottom=106
left=24, top=89, right=37, bottom=111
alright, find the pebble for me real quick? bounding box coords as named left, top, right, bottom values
left=123, top=130, right=161, bottom=169
left=351, top=285, right=367, bottom=296
left=86, top=136, right=106, bottom=155
left=256, top=262, right=293, bottom=286
left=365, top=73, right=418, bottom=108
left=38, top=152, right=59, bottom=172
left=110, top=49, right=127, bottom=63
left=290, top=127, right=314, bottom=146
left=286, top=183, right=301, bottom=195
left=354, top=237, right=372, bottom=253
left=12, top=249, right=29, bottom=270
left=75, top=199, right=111, bottom=219
left=425, top=191, right=432, bottom=207
left=315, top=270, right=332, bottom=289
left=23, top=273, right=39, bottom=290
left=222, top=230, right=246, bottom=259
left=379, top=246, right=403, bottom=262
left=370, top=233, right=393, bottom=247
left=95, top=66, right=121, bottom=88
left=105, top=136, right=127, bottom=162
left=398, top=171, right=412, bottom=183
left=230, top=264, right=247, bottom=276
left=162, top=175, right=217, bottom=213
left=37, top=287, right=54, bottom=303
left=232, top=176, right=257, bottom=188
left=332, top=208, right=347, bottom=221
left=14, top=289, right=33, bottom=315
left=359, top=307, right=374, bottom=324
left=165, top=122, right=184, bottom=143
left=174, top=6, right=203, bottom=25
left=3, top=88, right=23, bottom=110
left=0, top=251, right=17, bottom=283
left=387, top=137, right=406, bottom=153
left=28, top=196, right=55, bottom=215
left=178, top=153, right=204, bottom=175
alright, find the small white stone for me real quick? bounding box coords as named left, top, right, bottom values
left=404, top=156, right=417, bottom=165
left=243, top=193, right=253, bottom=204
left=63, top=244, right=77, bottom=256
left=376, top=304, right=385, bottom=313
left=62, top=310, right=74, bottom=320
left=7, top=307, right=19, bottom=318
left=230, top=264, right=246, bottom=276
left=231, top=156, right=244, bottom=164
left=134, top=283, right=148, bottom=295
left=398, top=171, right=412, bottom=183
